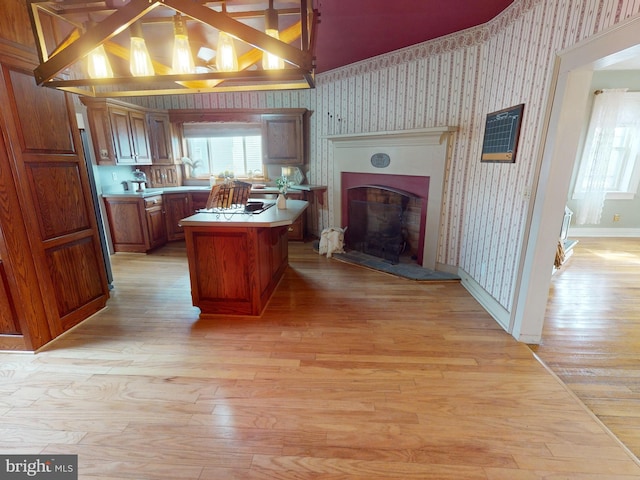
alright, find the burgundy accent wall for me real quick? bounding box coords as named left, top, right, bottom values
left=341, top=172, right=429, bottom=265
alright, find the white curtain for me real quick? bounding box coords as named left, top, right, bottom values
left=574, top=89, right=628, bottom=225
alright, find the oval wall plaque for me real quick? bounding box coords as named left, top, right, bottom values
left=370, top=153, right=390, bottom=168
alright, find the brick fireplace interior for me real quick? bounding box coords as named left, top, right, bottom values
left=341, top=172, right=429, bottom=265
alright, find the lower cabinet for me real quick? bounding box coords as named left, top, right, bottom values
left=104, top=195, right=167, bottom=253
left=164, top=193, right=191, bottom=241
left=285, top=191, right=306, bottom=241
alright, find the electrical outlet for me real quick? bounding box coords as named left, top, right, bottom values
left=613, top=214, right=620, bottom=222
left=112, top=172, right=118, bottom=181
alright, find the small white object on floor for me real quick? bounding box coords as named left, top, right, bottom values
left=319, top=227, right=347, bottom=258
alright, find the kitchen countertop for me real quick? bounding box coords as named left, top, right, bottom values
left=180, top=199, right=308, bottom=228
left=101, top=184, right=326, bottom=198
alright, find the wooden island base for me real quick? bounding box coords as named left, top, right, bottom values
left=181, top=200, right=308, bottom=316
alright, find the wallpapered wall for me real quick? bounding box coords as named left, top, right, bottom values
left=133, top=0, right=640, bottom=313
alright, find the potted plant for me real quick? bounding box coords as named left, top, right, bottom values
left=275, top=175, right=291, bottom=209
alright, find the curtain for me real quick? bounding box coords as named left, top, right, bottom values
left=574, top=89, right=628, bottom=225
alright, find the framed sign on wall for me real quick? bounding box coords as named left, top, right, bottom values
left=480, top=104, right=524, bottom=163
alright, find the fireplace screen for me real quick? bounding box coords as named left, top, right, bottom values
left=348, top=200, right=405, bottom=263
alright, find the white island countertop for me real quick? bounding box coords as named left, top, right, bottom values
left=179, top=199, right=308, bottom=228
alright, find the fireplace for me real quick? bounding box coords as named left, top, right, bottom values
left=342, top=173, right=429, bottom=265
left=328, top=126, right=455, bottom=270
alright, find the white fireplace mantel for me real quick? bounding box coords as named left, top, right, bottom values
left=326, top=126, right=457, bottom=146
left=327, top=126, right=457, bottom=270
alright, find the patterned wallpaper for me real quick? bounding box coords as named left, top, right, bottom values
left=133, top=0, right=640, bottom=313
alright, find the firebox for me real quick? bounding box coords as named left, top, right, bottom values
left=347, top=186, right=421, bottom=264
left=341, top=172, right=429, bottom=265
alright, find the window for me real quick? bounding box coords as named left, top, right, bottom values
left=575, top=124, right=640, bottom=199
left=182, top=123, right=263, bottom=178
left=574, top=91, right=640, bottom=202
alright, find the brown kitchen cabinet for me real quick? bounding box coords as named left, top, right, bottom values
left=262, top=112, right=305, bottom=165
left=148, top=112, right=174, bottom=165
left=104, top=195, right=167, bottom=252
left=143, top=164, right=182, bottom=188
left=164, top=193, right=192, bottom=241
left=109, top=106, right=152, bottom=165
left=81, top=98, right=153, bottom=166
left=286, top=191, right=306, bottom=240
left=190, top=191, right=210, bottom=212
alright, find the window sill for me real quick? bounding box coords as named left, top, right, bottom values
left=572, top=191, right=636, bottom=200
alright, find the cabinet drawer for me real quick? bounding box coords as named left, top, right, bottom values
left=288, top=217, right=304, bottom=241
left=144, top=195, right=163, bottom=208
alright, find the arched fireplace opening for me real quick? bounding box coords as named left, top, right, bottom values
left=347, top=185, right=422, bottom=264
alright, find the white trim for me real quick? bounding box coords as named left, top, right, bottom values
left=513, top=14, right=640, bottom=344
left=458, top=268, right=511, bottom=331
left=569, top=227, right=640, bottom=237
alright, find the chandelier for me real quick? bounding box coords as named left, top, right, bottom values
left=26, top=0, right=318, bottom=97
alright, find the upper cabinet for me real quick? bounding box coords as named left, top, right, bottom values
left=109, top=106, right=152, bottom=165
left=262, top=113, right=305, bottom=165
left=81, top=98, right=175, bottom=167
left=148, top=112, right=175, bottom=165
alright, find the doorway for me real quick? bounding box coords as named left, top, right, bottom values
left=512, top=15, right=640, bottom=343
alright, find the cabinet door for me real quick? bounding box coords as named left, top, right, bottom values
left=129, top=111, right=152, bottom=164
left=109, top=107, right=136, bottom=164
left=104, top=197, right=147, bottom=252
left=262, top=114, right=304, bottom=165
left=164, top=194, right=191, bottom=241
left=148, top=113, right=174, bottom=165
left=164, top=165, right=180, bottom=186
left=85, top=105, right=116, bottom=165
left=190, top=192, right=210, bottom=212
left=146, top=205, right=167, bottom=249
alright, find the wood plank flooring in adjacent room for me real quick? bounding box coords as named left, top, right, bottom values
left=533, top=236, right=640, bottom=464
left=1, top=240, right=639, bottom=479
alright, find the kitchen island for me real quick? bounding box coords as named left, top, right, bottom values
left=180, top=199, right=308, bottom=316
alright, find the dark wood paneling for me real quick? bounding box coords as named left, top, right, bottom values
left=0, top=0, right=37, bottom=48
left=0, top=260, right=20, bottom=334
left=28, top=162, right=91, bottom=240
left=193, top=231, right=251, bottom=302
left=6, top=68, right=74, bottom=153
left=0, top=47, right=109, bottom=350
left=45, top=236, right=106, bottom=320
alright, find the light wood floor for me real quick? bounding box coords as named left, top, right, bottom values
left=1, top=240, right=639, bottom=479
left=533, top=236, right=640, bottom=462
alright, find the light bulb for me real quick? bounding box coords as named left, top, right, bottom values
left=215, top=31, right=238, bottom=72
left=262, top=3, right=284, bottom=70
left=129, top=22, right=154, bottom=77
left=172, top=14, right=194, bottom=74
left=87, top=44, right=113, bottom=79
left=262, top=28, right=284, bottom=70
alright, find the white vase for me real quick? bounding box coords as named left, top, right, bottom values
left=277, top=193, right=287, bottom=209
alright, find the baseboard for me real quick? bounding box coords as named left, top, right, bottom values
left=569, top=227, right=640, bottom=237
left=457, top=267, right=511, bottom=332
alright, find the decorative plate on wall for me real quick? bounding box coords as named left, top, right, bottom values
left=371, top=153, right=391, bottom=168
